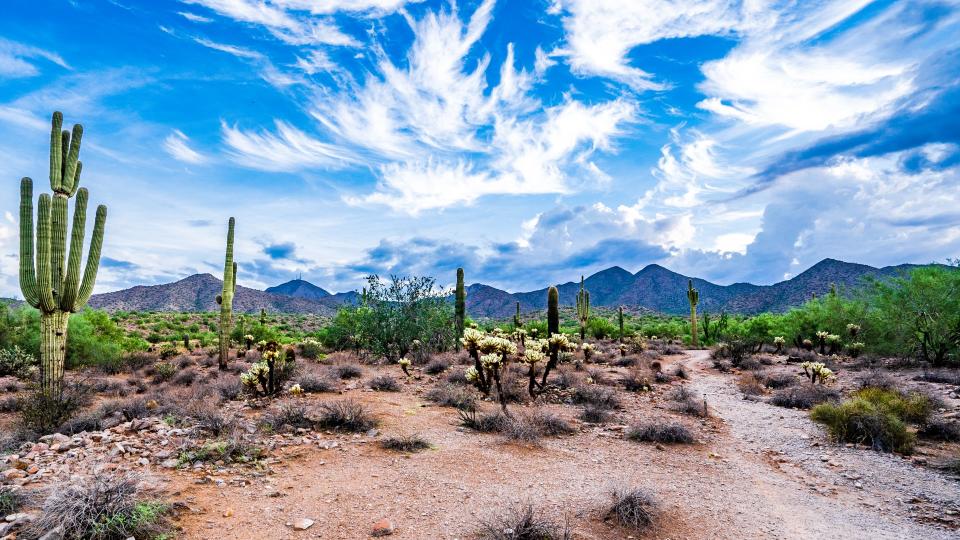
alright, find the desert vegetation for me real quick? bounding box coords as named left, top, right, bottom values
left=0, top=113, right=957, bottom=539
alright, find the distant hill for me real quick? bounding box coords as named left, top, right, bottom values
left=266, top=279, right=331, bottom=300
left=85, top=258, right=940, bottom=318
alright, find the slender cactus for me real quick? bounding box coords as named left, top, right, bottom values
left=618, top=305, right=625, bottom=343
left=454, top=267, right=465, bottom=351
left=513, top=300, right=522, bottom=329
left=687, top=279, right=699, bottom=347
left=216, top=217, right=236, bottom=369
left=538, top=286, right=561, bottom=389
left=575, top=275, right=590, bottom=341
left=19, top=112, right=107, bottom=397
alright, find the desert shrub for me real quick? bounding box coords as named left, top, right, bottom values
left=425, top=358, right=450, bottom=375
left=666, top=386, right=707, bottom=417
left=551, top=369, right=580, bottom=390
left=674, top=364, right=690, bottom=380
left=316, top=399, right=377, bottom=432
left=152, top=362, right=175, bottom=383
left=621, top=370, right=651, bottom=392
left=654, top=371, right=674, bottom=384
left=0, top=486, right=25, bottom=515
left=20, top=385, right=90, bottom=434
left=368, top=375, right=401, bottom=392
left=477, top=503, right=571, bottom=540
left=579, top=404, right=610, bottom=423
left=299, top=338, right=323, bottom=360
left=26, top=473, right=171, bottom=540
left=915, top=369, right=960, bottom=385
left=856, top=371, right=897, bottom=391
left=459, top=409, right=507, bottom=432
left=627, top=421, right=694, bottom=444
left=571, top=385, right=621, bottom=409
left=585, top=366, right=607, bottom=385
left=526, top=409, right=576, bottom=436
left=603, top=487, right=657, bottom=531
left=263, top=403, right=314, bottom=431
left=58, top=412, right=103, bottom=435
left=613, top=355, right=637, bottom=367
left=334, top=363, right=363, bottom=380
left=178, top=437, right=263, bottom=466
left=380, top=434, right=430, bottom=452
left=762, top=372, right=796, bottom=389
left=214, top=376, right=242, bottom=401
left=769, top=385, right=839, bottom=409
left=739, top=357, right=762, bottom=371
left=172, top=368, right=197, bottom=386
left=446, top=369, right=469, bottom=385
left=0, top=395, right=22, bottom=413
left=0, top=346, right=36, bottom=378
left=427, top=384, right=478, bottom=411
left=296, top=373, right=335, bottom=394
left=918, top=418, right=960, bottom=442
left=499, top=416, right=542, bottom=444
left=737, top=373, right=765, bottom=396
left=810, top=388, right=933, bottom=453
left=188, top=404, right=235, bottom=436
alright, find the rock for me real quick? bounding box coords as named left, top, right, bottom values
left=292, top=518, right=314, bottom=530
left=1, top=469, right=26, bottom=480
left=5, top=513, right=32, bottom=523
left=222, top=508, right=234, bottom=518
left=371, top=518, right=395, bottom=536
left=37, top=524, right=65, bottom=540
left=161, top=459, right=179, bottom=469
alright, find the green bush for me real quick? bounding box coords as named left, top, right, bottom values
left=810, top=388, right=932, bottom=453
left=0, top=346, right=36, bottom=378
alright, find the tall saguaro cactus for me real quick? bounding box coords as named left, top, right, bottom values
left=547, top=286, right=559, bottom=337
left=576, top=275, right=590, bottom=340
left=454, top=267, right=465, bottom=351
left=216, top=217, right=236, bottom=369
left=20, top=112, right=107, bottom=397
left=687, top=279, right=700, bottom=347
left=618, top=306, right=625, bottom=343
left=513, top=300, right=522, bottom=328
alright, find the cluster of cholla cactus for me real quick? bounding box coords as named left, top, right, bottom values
left=800, top=361, right=834, bottom=385
left=462, top=332, right=517, bottom=412
left=581, top=342, right=595, bottom=362
left=687, top=279, right=699, bottom=347
left=848, top=342, right=865, bottom=358
left=19, top=112, right=107, bottom=398
left=576, top=276, right=590, bottom=340
left=815, top=330, right=830, bottom=354
left=240, top=340, right=288, bottom=396
left=398, top=357, right=411, bottom=377
left=773, top=336, right=786, bottom=354
left=216, top=218, right=237, bottom=370
left=454, top=268, right=465, bottom=351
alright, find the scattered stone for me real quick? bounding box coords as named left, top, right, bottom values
left=292, top=518, right=314, bottom=530
left=371, top=518, right=395, bottom=536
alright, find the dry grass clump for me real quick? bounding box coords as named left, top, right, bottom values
left=915, top=369, right=960, bottom=385
left=666, top=386, right=707, bottom=417
left=187, top=403, right=235, bottom=436
left=476, top=503, right=571, bottom=540
left=551, top=369, right=581, bottom=390
left=579, top=404, right=611, bottom=424
left=445, top=368, right=469, bottom=385
left=571, top=385, right=621, bottom=409
left=627, top=420, right=695, bottom=444
left=333, top=363, right=363, bottom=380
left=603, top=487, right=657, bottom=531
left=620, top=369, right=652, bottom=392
left=525, top=409, right=576, bottom=436
left=459, top=409, right=574, bottom=442
left=316, top=399, right=378, bottom=432
left=427, top=384, right=478, bottom=411
left=856, top=370, right=897, bottom=391
left=368, top=375, right=401, bottom=392
left=263, top=403, right=314, bottom=431
left=736, top=372, right=766, bottom=396
left=810, top=388, right=933, bottom=453
left=919, top=418, right=960, bottom=442
left=761, top=372, right=796, bottom=389
left=380, top=434, right=431, bottom=453
left=424, top=358, right=450, bottom=375
left=459, top=409, right=507, bottom=433
left=769, top=385, right=839, bottom=409
left=26, top=472, right=172, bottom=540
left=297, top=373, right=336, bottom=393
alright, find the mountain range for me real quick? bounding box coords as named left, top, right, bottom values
left=86, top=258, right=933, bottom=318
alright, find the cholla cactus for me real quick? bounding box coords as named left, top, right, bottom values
left=521, top=338, right=547, bottom=396
left=289, top=383, right=304, bottom=397
left=773, top=336, right=785, bottom=354
left=846, top=324, right=861, bottom=338
left=479, top=335, right=517, bottom=357
left=240, top=341, right=287, bottom=396
left=464, top=366, right=479, bottom=383
left=243, top=334, right=255, bottom=350
left=802, top=339, right=814, bottom=352
left=581, top=342, right=595, bottom=362
left=513, top=328, right=527, bottom=347
left=461, top=327, right=489, bottom=393
left=815, top=331, right=830, bottom=354
left=800, top=361, right=834, bottom=384
left=848, top=342, right=864, bottom=358
left=619, top=343, right=627, bottom=357
left=825, top=334, right=841, bottom=355
left=476, top=336, right=515, bottom=413
left=398, top=357, right=411, bottom=377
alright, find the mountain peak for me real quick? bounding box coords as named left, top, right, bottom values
left=266, top=278, right=331, bottom=300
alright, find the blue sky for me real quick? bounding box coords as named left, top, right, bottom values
left=0, top=0, right=958, bottom=296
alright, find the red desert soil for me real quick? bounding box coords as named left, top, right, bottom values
left=167, top=350, right=960, bottom=539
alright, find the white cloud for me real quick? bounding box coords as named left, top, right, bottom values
left=221, top=120, right=355, bottom=171
left=178, top=11, right=213, bottom=23
left=294, top=50, right=336, bottom=74
left=270, top=0, right=420, bottom=15
left=193, top=37, right=263, bottom=59
left=0, top=38, right=69, bottom=79
left=164, top=130, right=207, bottom=164
left=181, top=0, right=358, bottom=46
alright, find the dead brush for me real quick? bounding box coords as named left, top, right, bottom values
left=603, top=487, right=657, bottom=531
left=379, top=434, right=431, bottom=453
left=316, top=399, right=377, bottom=432
left=571, top=385, right=621, bottom=409
left=666, top=386, right=708, bottom=417
left=477, top=503, right=571, bottom=540
left=368, top=375, right=401, bottom=392
left=427, top=384, right=478, bottom=411
left=736, top=372, right=765, bottom=396
left=627, top=420, right=695, bottom=444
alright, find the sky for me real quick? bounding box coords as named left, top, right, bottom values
left=0, top=0, right=958, bottom=296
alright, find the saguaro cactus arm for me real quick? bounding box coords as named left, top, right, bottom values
left=74, top=204, right=107, bottom=309
left=19, top=178, right=39, bottom=308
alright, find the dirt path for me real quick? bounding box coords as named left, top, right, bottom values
left=167, top=352, right=959, bottom=539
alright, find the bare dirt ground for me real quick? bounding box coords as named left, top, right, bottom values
left=164, top=350, right=960, bottom=539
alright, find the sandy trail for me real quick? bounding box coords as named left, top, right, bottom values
left=167, top=351, right=959, bottom=539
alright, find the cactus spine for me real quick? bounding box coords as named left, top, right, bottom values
left=687, top=279, right=699, bottom=347
left=216, top=217, right=236, bottom=369
left=454, top=267, right=465, bottom=351
left=20, top=112, right=107, bottom=397
left=618, top=305, right=625, bottom=343
left=576, top=275, right=590, bottom=341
